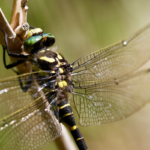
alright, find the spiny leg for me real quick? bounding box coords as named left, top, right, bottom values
left=13, top=69, right=32, bottom=92
left=3, top=46, right=27, bottom=69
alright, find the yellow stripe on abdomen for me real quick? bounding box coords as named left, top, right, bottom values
left=59, top=103, right=70, bottom=109
left=70, top=125, right=77, bottom=131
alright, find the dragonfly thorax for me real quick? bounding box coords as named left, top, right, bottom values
left=33, top=48, right=74, bottom=99
left=34, top=48, right=70, bottom=72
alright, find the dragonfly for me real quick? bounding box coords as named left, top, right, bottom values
left=0, top=23, right=150, bottom=150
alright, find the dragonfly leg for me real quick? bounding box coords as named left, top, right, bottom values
left=3, top=46, right=27, bottom=69
left=13, top=69, right=32, bottom=92
left=50, top=97, right=59, bottom=120
left=19, top=76, right=32, bottom=92
left=29, top=25, right=36, bottom=29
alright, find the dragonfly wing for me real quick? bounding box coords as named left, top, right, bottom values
left=72, top=69, right=150, bottom=126
left=0, top=71, right=54, bottom=119
left=0, top=72, right=61, bottom=150
left=0, top=76, right=33, bottom=119
left=72, top=24, right=150, bottom=82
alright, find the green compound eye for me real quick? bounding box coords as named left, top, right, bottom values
left=24, top=32, right=55, bottom=53
left=24, top=35, right=42, bottom=52
left=42, top=33, right=55, bottom=47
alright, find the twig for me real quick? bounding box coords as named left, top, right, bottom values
left=55, top=124, right=77, bottom=150
left=0, top=0, right=30, bottom=74
left=0, top=9, right=16, bottom=46
left=21, top=0, right=28, bottom=24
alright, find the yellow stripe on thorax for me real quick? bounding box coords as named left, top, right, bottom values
left=57, top=54, right=63, bottom=59
left=39, top=50, right=45, bottom=53
left=40, top=56, right=55, bottom=63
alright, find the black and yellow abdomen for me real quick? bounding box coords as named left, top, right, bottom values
left=58, top=99, right=88, bottom=150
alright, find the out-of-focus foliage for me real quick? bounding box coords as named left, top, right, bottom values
left=0, top=0, right=150, bottom=150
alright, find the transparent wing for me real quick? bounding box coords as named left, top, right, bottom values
left=72, top=69, right=150, bottom=126
left=72, top=23, right=150, bottom=82
left=0, top=72, right=61, bottom=150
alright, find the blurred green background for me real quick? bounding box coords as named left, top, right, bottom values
left=1, top=0, right=150, bottom=150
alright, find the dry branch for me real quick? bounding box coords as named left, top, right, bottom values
left=0, top=0, right=30, bottom=74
